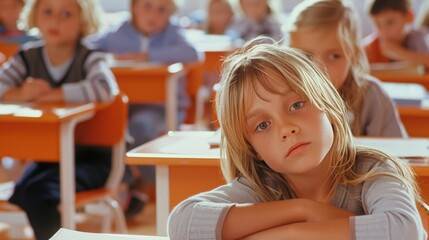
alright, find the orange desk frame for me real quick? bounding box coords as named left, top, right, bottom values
left=0, top=102, right=96, bottom=229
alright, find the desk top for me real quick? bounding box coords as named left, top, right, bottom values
left=126, top=131, right=219, bottom=166
left=126, top=131, right=429, bottom=176
left=0, top=102, right=95, bottom=123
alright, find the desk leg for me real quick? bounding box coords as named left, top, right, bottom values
left=156, top=166, right=169, bottom=236
left=59, top=113, right=94, bottom=229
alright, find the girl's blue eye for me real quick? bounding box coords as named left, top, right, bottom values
left=60, top=11, right=72, bottom=18
left=256, top=121, right=270, bottom=132
left=290, top=101, right=304, bottom=111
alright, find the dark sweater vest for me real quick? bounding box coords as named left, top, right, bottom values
left=19, top=41, right=94, bottom=88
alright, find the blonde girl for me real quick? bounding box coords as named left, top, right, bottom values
left=228, top=0, right=283, bottom=41
left=167, top=39, right=425, bottom=239
left=286, top=0, right=406, bottom=137
left=206, top=0, right=234, bottom=35
left=0, top=0, right=118, bottom=239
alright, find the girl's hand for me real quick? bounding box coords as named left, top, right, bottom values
left=20, top=77, right=52, bottom=101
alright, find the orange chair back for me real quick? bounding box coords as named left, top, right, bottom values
left=0, top=42, right=20, bottom=60
left=75, top=92, right=128, bottom=146
left=184, top=61, right=204, bottom=124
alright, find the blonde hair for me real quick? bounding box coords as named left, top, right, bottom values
left=286, top=0, right=370, bottom=135
left=19, top=0, right=103, bottom=38
left=216, top=38, right=419, bottom=202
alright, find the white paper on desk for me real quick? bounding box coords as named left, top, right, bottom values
left=159, top=137, right=220, bottom=155
left=50, top=228, right=168, bottom=240
left=354, top=138, right=429, bottom=157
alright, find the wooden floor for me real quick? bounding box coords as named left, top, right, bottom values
left=4, top=202, right=157, bottom=240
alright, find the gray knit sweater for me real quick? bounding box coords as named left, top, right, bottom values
left=168, top=155, right=426, bottom=240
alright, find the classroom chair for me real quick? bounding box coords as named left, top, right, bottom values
left=112, top=61, right=204, bottom=131
left=74, top=91, right=129, bottom=233
left=0, top=42, right=20, bottom=63
left=418, top=200, right=429, bottom=239
left=0, top=92, right=129, bottom=238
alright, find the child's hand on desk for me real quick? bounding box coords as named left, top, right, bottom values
left=379, top=40, right=409, bottom=61
left=20, top=77, right=52, bottom=102
left=114, top=52, right=148, bottom=62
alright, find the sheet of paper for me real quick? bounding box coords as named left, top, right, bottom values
left=354, top=138, right=429, bottom=157
left=50, top=228, right=168, bottom=240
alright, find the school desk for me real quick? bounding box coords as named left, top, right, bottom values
left=398, top=105, right=429, bottom=137
left=111, top=61, right=203, bottom=130
left=0, top=102, right=96, bottom=230
left=126, top=131, right=429, bottom=236
left=374, top=72, right=429, bottom=91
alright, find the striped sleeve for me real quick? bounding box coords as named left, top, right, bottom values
left=62, top=51, right=119, bottom=103
left=0, top=55, right=27, bottom=100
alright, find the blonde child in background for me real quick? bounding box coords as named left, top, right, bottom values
left=228, top=0, right=283, bottom=42
left=206, top=0, right=234, bottom=35
left=168, top=38, right=425, bottom=240
left=86, top=0, right=202, bottom=218
left=0, top=0, right=38, bottom=43
left=0, top=0, right=118, bottom=239
left=286, top=0, right=406, bottom=137
left=363, top=0, right=429, bottom=68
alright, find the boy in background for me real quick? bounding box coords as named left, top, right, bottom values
left=363, top=0, right=429, bottom=68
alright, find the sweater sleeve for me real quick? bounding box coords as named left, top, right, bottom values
left=62, top=51, right=119, bottom=103
left=352, top=162, right=426, bottom=240
left=359, top=76, right=408, bottom=137
left=167, top=177, right=260, bottom=240
left=148, top=25, right=202, bottom=63
left=0, top=55, right=27, bottom=100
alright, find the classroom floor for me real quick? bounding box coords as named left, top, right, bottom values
left=6, top=201, right=157, bottom=240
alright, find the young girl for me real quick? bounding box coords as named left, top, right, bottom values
left=167, top=39, right=425, bottom=240
left=0, top=0, right=118, bottom=239
left=206, top=0, right=234, bottom=35
left=286, top=0, right=406, bottom=137
left=228, top=0, right=283, bottom=42
left=86, top=0, right=202, bottom=218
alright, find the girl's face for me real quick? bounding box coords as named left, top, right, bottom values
left=36, top=0, right=82, bottom=47
left=240, top=0, right=268, bottom=23
left=289, top=27, right=350, bottom=90
left=207, top=0, right=232, bottom=34
left=245, top=71, right=334, bottom=177
left=132, top=0, right=171, bottom=36
left=0, top=0, right=24, bottom=31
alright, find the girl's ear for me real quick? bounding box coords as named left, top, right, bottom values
left=406, top=10, right=414, bottom=23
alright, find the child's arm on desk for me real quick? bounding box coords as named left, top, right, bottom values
left=222, top=199, right=353, bottom=240
left=380, top=40, right=429, bottom=68
left=2, top=77, right=51, bottom=102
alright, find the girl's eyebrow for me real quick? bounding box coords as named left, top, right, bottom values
left=245, top=88, right=294, bottom=121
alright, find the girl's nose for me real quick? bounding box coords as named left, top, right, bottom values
left=280, top=122, right=299, bottom=141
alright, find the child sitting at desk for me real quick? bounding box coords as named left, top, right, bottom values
left=168, top=38, right=426, bottom=240
left=228, top=0, right=283, bottom=42
left=86, top=0, right=202, bottom=218
left=363, top=0, right=429, bottom=68
left=0, top=0, right=118, bottom=239
left=286, top=0, right=407, bottom=137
